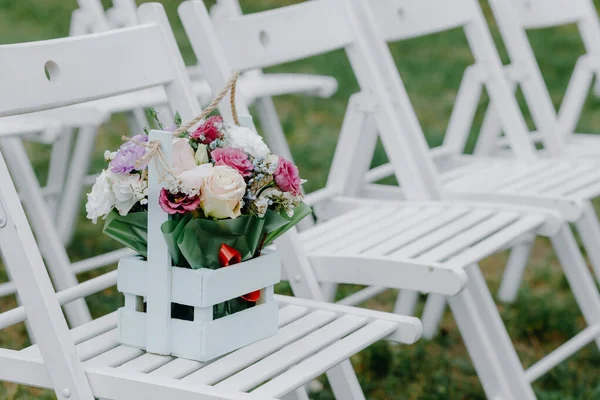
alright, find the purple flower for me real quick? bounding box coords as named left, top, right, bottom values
left=110, top=135, right=148, bottom=174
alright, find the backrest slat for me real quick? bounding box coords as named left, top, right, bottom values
left=0, top=25, right=176, bottom=117
left=512, top=0, right=587, bottom=29
left=369, top=0, right=473, bottom=41
left=212, top=0, right=356, bottom=71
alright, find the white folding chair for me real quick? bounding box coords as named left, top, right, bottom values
left=0, top=4, right=424, bottom=399
left=474, top=0, right=600, bottom=159
left=178, top=1, right=600, bottom=397
left=336, top=0, right=600, bottom=337
left=463, top=0, right=600, bottom=302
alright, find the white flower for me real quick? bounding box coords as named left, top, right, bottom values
left=178, top=163, right=214, bottom=194
left=252, top=196, right=270, bottom=218
left=171, top=137, right=196, bottom=175
left=227, top=126, right=270, bottom=159
left=86, top=170, right=115, bottom=223
left=200, top=165, right=246, bottom=219
left=104, top=150, right=117, bottom=162
left=195, top=144, right=209, bottom=165
left=106, top=172, right=147, bottom=216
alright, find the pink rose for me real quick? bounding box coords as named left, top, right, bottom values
left=190, top=116, right=223, bottom=144
left=274, top=157, right=301, bottom=195
left=159, top=188, right=200, bottom=214
left=211, top=147, right=253, bottom=177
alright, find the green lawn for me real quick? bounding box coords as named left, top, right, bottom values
left=2, top=0, right=600, bottom=398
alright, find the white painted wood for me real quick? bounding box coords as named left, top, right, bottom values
left=369, top=0, right=472, bottom=41
left=146, top=130, right=175, bottom=355
left=0, top=25, right=177, bottom=117
left=203, top=1, right=356, bottom=71
left=214, top=315, right=368, bottom=391
left=117, top=228, right=281, bottom=360
left=182, top=310, right=337, bottom=384
left=0, top=153, right=95, bottom=398
left=511, top=0, right=587, bottom=29
left=253, top=320, right=398, bottom=398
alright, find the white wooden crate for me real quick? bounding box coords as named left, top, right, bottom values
left=117, top=248, right=281, bottom=361
left=116, top=130, right=281, bottom=362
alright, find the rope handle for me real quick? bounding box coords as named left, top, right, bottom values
left=172, top=71, right=240, bottom=136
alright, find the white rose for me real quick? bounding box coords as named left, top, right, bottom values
left=200, top=165, right=246, bottom=219
left=227, top=126, right=270, bottom=159
left=106, top=171, right=147, bottom=216
left=179, top=163, right=214, bottom=192
left=171, top=137, right=196, bottom=175
left=195, top=144, right=209, bottom=165
left=86, top=170, right=115, bottom=223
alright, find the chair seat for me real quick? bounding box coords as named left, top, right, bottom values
left=299, top=199, right=548, bottom=295
left=10, top=295, right=418, bottom=399
left=441, top=155, right=600, bottom=201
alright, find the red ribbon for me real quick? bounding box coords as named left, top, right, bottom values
left=218, top=244, right=261, bottom=302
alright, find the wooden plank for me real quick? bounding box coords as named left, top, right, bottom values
left=76, top=329, right=119, bottom=362
left=362, top=206, right=470, bottom=255
left=182, top=310, right=337, bottom=385
left=389, top=209, right=496, bottom=258
left=253, top=320, right=398, bottom=398
left=414, top=212, right=521, bottom=262
left=330, top=206, right=445, bottom=254
left=214, top=315, right=367, bottom=391
left=149, top=305, right=308, bottom=379
left=310, top=207, right=421, bottom=253
left=84, top=345, right=144, bottom=368
left=302, top=207, right=397, bottom=251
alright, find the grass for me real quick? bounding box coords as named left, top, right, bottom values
left=2, top=0, right=600, bottom=398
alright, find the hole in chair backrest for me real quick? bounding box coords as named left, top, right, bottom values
left=397, top=8, right=405, bottom=19
left=44, top=60, right=60, bottom=83
left=259, top=30, right=270, bottom=47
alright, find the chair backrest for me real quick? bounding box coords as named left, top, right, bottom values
left=356, top=0, right=554, bottom=159
left=179, top=0, right=443, bottom=202
left=482, top=0, right=600, bottom=148
left=0, top=3, right=200, bottom=396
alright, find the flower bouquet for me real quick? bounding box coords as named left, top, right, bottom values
left=86, top=78, right=310, bottom=321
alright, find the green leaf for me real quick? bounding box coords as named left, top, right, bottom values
left=174, top=111, right=182, bottom=128
left=262, top=202, right=312, bottom=247
left=102, top=210, right=149, bottom=258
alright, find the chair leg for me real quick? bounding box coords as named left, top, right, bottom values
left=393, top=289, right=419, bottom=316
left=420, top=294, right=447, bottom=340
left=320, top=283, right=338, bottom=302
left=465, top=264, right=536, bottom=399
left=0, top=138, right=91, bottom=326
left=324, top=359, right=366, bottom=400
left=574, top=201, right=600, bottom=283
left=550, top=224, right=600, bottom=350
left=56, top=126, right=99, bottom=246
left=448, top=286, right=530, bottom=400
left=498, top=239, right=534, bottom=303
